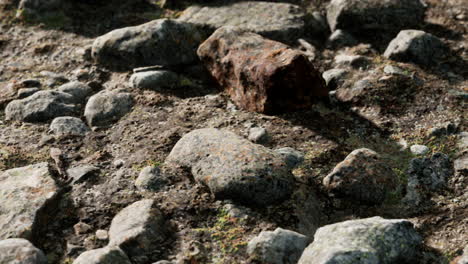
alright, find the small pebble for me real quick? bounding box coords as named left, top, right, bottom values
left=410, top=144, right=430, bottom=155
left=95, top=229, right=109, bottom=240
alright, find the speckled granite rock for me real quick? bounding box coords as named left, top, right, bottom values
left=0, top=238, right=47, bottom=264
left=84, top=90, right=133, bottom=127
left=166, top=128, right=294, bottom=206
left=298, top=217, right=422, bottom=264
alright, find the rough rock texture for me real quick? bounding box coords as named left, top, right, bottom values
left=56, top=81, right=92, bottom=103
left=135, top=166, right=167, bottom=192
left=67, top=165, right=100, bottom=184
left=18, top=0, right=62, bottom=13
left=247, top=228, right=310, bottom=264
left=0, top=238, right=47, bottom=264
left=178, top=1, right=307, bottom=43
left=384, top=30, right=447, bottom=66
left=0, top=163, right=59, bottom=240
left=166, top=128, right=294, bottom=206
left=326, top=0, right=426, bottom=34
left=275, top=147, right=304, bottom=169
left=108, top=199, right=167, bottom=264
left=129, top=70, right=180, bottom=90
left=17, top=87, right=40, bottom=99
left=322, top=68, right=348, bottom=90
left=92, top=19, right=206, bottom=69
left=73, top=246, right=131, bottom=264
left=327, top=29, right=358, bottom=48
left=323, top=148, right=398, bottom=204
left=50, top=116, right=90, bottom=136
left=298, top=217, right=422, bottom=264
left=84, top=90, right=133, bottom=127
left=197, top=26, right=328, bottom=114
left=248, top=127, right=268, bottom=144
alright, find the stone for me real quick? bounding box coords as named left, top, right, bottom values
left=39, top=71, right=69, bottom=88
left=73, top=246, right=131, bottom=264
left=178, top=2, right=308, bottom=43
left=248, top=127, right=268, bottom=144
left=410, top=144, right=430, bottom=155
left=334, top=54, right=369, bottom=68
left=327, top=29, right=358, bottom=48
left=50, top=116, right=90, bottom=136
left=129, top=70, right=180, bottom=90
left=67, top=165, right=99, bottom=184
left=384, top=30, right=447, bottom=66
left=298, top=217, right=422, bottom=264
left=166, top=128, right=294, bottom=206
left=323, top=148, right=398, bottom=204
left=247, top=228, right=310, bottom=264
left=84, top=91, right=133, bottom=127
left=135, top=166, right=167, bottom=192
left=326, top=0, right=426, bottom=34
left=197, top=26, right=328, bottom=114
left=17, top=87, right=40, bottom=99
left=383, top=65, right=407, bottom=76
left=56, top=81, right=92, bottom=104
left=322, top=68, right=348, bottom=90
left=74, top=222, right=92, bottom=235
left=275, top=147, right=304, bottom=169
left=0, top=163, right=59, bottom=240
left=0, top=238, right=47, bottom=264
left=457, top=245, right=468, bottom=264
left=427, top=122, right=459, bottom=137
left=109, top=199, right=167, bottom=264
left=95, top=230, right=109, bottom=241
left=92, top=19, right=206, bottom=69
left=18, top=0, right=62, bottom=14
left=336, top=78, right=373, bottom=102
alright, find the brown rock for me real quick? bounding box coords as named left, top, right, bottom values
left=197, top=26, right=328, bottom=114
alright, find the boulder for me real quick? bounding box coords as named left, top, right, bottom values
left=73, top=246, right=131, bottom=264
left=91, top=19, right=206, bottom=69
left=0, top=238, right=47, bottom=264
left=298, top=217, right=422, bottom=264
left=49, top=116, right=90, bottom=136
left=323, top=148, right=398, bottom=204
left=384, top=30, right=447, bottom=66
left=108, top=199, right=167, bottom=264
left=129, top=70, right=180, bottom=90
left=197, top=26, right=327, bottom=114
left=84, top=90, right=133, bottom=127
left=56, top=81, right=92, bottom=104
left=247, top=228, right=310, bottom=264
left=166, top=128, right=294, bottom=206
left=135, top=166, right=167, bottom=192
left=178, top=1, right=310, bottom=43
left=326, top=0, right=426, bottom=34
left=0, top=163, right=59, bottom=240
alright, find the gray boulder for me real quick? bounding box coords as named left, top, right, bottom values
left=57, top=81, right=92, bottom=104
left=323, top=148, right=398, bottom=204
left=92, top=19, right=206, bottom=69
left=247, top=228, right=310, bottom=264
left=50, top=116, right=90, bottom=136
left=129, top=70, right=180, bottom=90
left=135, top=166, right=167, bottom=192
left=73, top=246, right=131, bottom=264
left=84, top=91, right=133, bottom=127
left=275, top=147, right=304, bottom=169
left=327, top=0, right=425, bottom=34
left=384, top=30, right=447, bottom=66
left=67, top=165, right=100, bottom=184
left=177, top=2, right=309, bottom=43
left=0, top=238, right=47, bottom=264
left=109, top=199, right=167, bottom=264
left=166, top=128, right=294, bottom=206
left=298, top=217, right=422, bottom=264
left=248, top=127, right=268, bottom=144
left=0, top=163, right=59, bottom=240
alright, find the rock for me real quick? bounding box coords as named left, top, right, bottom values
left=95, top=230, right=109, bottom=241
left=20, top=79, right=40, bottom=88
left=384, top=30, right=447, bottom=66
left=0, top=163, right=59, bottom=240
left=67, top=165, right=99, bottom=184
left=247, top=228, right=310, bottom=264
left=109, top=199, right=167, bottom=263
left=178, top=2, right=308, bottom=43
left=73, top=247, right=131, bottom=264
left=197, top=26, right=328, bottom=114
left=223, top=203, right=252, bottom=220
left=457, top=245, right=468, bottom=264
left=135, top=166, right=167, bottom=192
left=427, top=122, right=459, bottom=137
left=334, top=54, right=369, bottom=68
left=50, top=116, right=90, bottom=136
left=383, top=65, right=407, bottom=76
left=5, top=90, right=78, bottom=122
left=327, top=29, right=358, bottom=48
left=326, top=0, right=426, bottom=34
left=84, top=91, right=133, bottom=127
left=275, top=147, right=304, bottom=169
left=166, top=128, right=294, bottom=206
left=57, top=81, right=92, bottom=103
left=18, top=0, right=62, bottom=14
left=17, top=87, right=40, bottom=99
left=92, top=19, right=206, bottom=69
left=0, top=238, right=47, bottom=264
left=113, top=159, right=125, bottom=168
left=323, top=148, right=398, bottom=204
left=336, top=78, right=373, bottom=102
left=404, top=153, right=453, bottom=206
left=248, top=127, right=268, bottom=144
left=129, top=70, right=180, bottom=90
left=39, top=71, right=69, bottom=88
left=410, top=144, right=430, bottom=155
left=298, top=217, right=422, bottom=264
left=74, top=222, right=92, bottom=235
left=322, top=68, right=348, bottom=90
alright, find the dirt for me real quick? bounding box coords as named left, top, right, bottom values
left=0, top=0, right=466, bottom=263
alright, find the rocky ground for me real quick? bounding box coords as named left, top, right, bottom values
left=0, top=0, right=466, bottom=264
